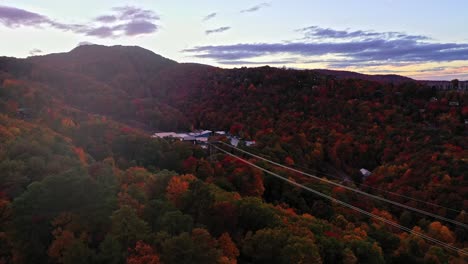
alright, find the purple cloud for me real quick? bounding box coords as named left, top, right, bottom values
left=298, top=26, right=429, bottom=41
left=0, top=5, right=159, bottom=38
left=205, top=26, right=231, bottom=35
left=240, top=3, right=271, bottom=13
left=0, top=5, right=50, bottom=27
left=116, top=20, right=158, bottom=36
left=112, top=6, right=159, bottom=21
left=217, top=59, right=297, bottom=65
left=95, top=15, right=117, bottom=23
left=184, top=27, right=468, bottom=67
left=203, top=12, right=217, bottom=22
left=85, top=26, right=115, bottom=38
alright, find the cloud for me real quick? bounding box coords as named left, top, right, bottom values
left=240, top=3, right=271, bottom=13
left=297, top=26, right=429, bottom=41
left=0, top=5, right=159, bottom=38
left=411, top=66, right=468, bottom=79
left=184, top=26, right=468, bottom=68
left=205, top=26, right=231, bottom=35
left=28, top=48, right=43, bottom=56
left=114, top=20, right=158, bottom=36
left=112, top=6, right=159, bottom=21
left=95, top=15, right=117, bottom=23
left=85, top=26, right=115, bottom=38
left=217, top=59, right=297, bottom=65
left=0, top=5, right=49, bottom=27
left=203, top=12, right=217, bottom=22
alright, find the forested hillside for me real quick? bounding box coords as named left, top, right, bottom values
left=0, top=45, right=466, bottom=263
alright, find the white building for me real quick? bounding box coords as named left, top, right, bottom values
left=152, top=132, right=177, bottom=138
left=360, top=168, right=372, bottom=177
left=230, top=137, right=240, bottom=147
left=245, top=141, right=256, bottom=147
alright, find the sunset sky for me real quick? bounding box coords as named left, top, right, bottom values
left=1, top=0, right=467, bottom=80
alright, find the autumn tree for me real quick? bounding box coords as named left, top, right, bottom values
left=218, top=233, right=239, bottom=264
left=126, top=241, right=160, bottom=264
left=166, top=174, right=196, bottom=207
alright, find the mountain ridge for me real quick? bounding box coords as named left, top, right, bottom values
left=25, top=45, right=420, bottom=83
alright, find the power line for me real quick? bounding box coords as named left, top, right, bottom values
left=215, top=141, right=468, bottom=229
left=283, top=159, right=463, bottom=214
left=210, top=143, right=467, bottom=255
left=227, top=147, right=462, bottom=213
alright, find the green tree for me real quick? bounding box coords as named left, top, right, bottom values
left=161, top=229, right=220, bottom=264
left=62, top=240, right=94, bottom=264
left=110, top=206, right=150, bottom=249
left=237, top=197, right=281, bottom=232
left=95, top=235, right=123, bottom=264
left=243, top=228, right=321, bottom=264
left=11, top=167, right=114, bottom=263
left=157, top=210, right=193, bottom=235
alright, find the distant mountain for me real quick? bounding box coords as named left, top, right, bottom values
left=0, top=45, right=436, bottom=129
left=313, top=69, right=415, bottom=84
left=29, top=45, right=178, bottom=97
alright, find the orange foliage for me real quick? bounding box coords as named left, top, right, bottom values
left=74, top=147, right=87, bottom=166
left=218, top=233, right=239, bottom=263
left=427, top=221, right=455, bottom=244
left=127, top=241, right=160, bottom=264
left=343, top=226, right=368, bottom=242
left=370, top=208, right=397, bottom=230
left=48, top=229, right=76, bottom=262
left=0, top=125, right=14, bottom=139
left=61, top=118, right=76, bottom=128
left=166, top=174, right=196, bottom=206
left=2, top=79, right=21, bottom=87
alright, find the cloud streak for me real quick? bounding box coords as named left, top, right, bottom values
left=205, top=26, right=231, bottom=35
left=0, top=5, right=160, bottom=38
left=298, top=26, right=429, bottom=41
left=202, top=12, right=217, bottom=21
left=240, top=3, right=271, bottom=13
left=184, top=26, right=468, bottom=68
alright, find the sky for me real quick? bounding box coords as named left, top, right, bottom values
left=0, top=0, right=467, bottom=80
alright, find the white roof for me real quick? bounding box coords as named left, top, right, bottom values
left=196, top=137, right=208, bottom=142
left=152, top=132, right=176, bottom=138
left=173, top=133, right=189, bottom=138
left=360, top=168, right=372, bottom=176
left=189, top=130, right=212, bottom=137
left=230, top=137, right=240, bottom=147
left=215, top=131, right=226, bottom=135
left=245, top=141, right=256, bottom=146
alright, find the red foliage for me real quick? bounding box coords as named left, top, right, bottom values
left=127, top=241, right=160, bottom=264
left=284, top=156, right=295, bottom=166
left=183, top=156, right=198, bottom=173
left=324, top=231, right=340, bottom=238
